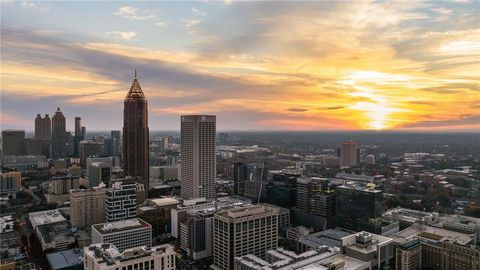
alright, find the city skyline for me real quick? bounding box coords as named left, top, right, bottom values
left=1, top=1, right=479, bottom=131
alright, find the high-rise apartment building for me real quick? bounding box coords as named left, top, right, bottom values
left=84, top=243, right=175, bottom=270
left=123, top=73, right=149, bottom=193
left=91, top=218, right=152, bottom=253
left=105, top=181, right=137, bottom=222
left=212, top=205, right=279, bottom=270
left=35, top=114, right=52, bottom=139
left=87, top=162, right=111, bottom=188
left=1, top=130, right=26, bottom=156
left=336, top=183, right=383, bottom=234
left=180, top=115, right=216, bottom=200
left=52, top=107, right=67, bottom=159
left=340, top=141, right=357, bottom=167
left=70, top=188, right=106, bottom=229
left=110, top=130, right=121, bottom=157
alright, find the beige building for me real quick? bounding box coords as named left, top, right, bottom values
left=340, top=141, right=357, bottom=167
left=212, top=205, right=279, bottom=270
left=70, top=188, right=106, bottom=229
left=84, top=243, right=175, bottom=270
left=0, top=172, right=21, bottom=196
left=180, top=115, right=216, bottom=200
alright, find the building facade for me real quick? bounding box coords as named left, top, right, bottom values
left=91, top=218, right=152, bottom=253
left=105, top=181, right=137, bottom=222
left=180, top=115, right=216, bottom=200
left=340, top=141, right=357, bottom=167
left=0, top=172, right=21, bottom=196
left=1, top=130, right=25, bottom=156
left=123, top=73, right=149, bottom=193
left=70, top=188, right=106, bottom=229
left=212, top=205, right=279, bottom=270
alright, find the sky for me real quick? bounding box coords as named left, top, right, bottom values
left=1, top=0, right=479, bottom=132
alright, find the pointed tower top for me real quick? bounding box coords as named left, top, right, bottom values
left=57, top=107, right=61, bottom=112
left=125, top=73, right=145, bottom=100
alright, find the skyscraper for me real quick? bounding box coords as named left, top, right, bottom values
left=73, top=116, right=84, bottom=157
left=35, top=114, right=51, bottom=139
left=1, top=130, right=26, bottom=156
left=180, top=115, right=216, bottom=200
left=52, top=107, right=67, bottom=159
left=123, top=72, right=149, bottom=193
left=70, top=187, right=106, bottom=229
left=106, top=180, right=137, bottom=222
left=340, top=140, right=358, bottom=167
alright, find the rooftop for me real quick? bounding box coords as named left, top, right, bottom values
left=85, top=243, right=174, bottom=266
left=337, top=182, right=382, bottom=193
left=392, top=223, right=474, bottom=246
left=46, top=248, right=84, bottom=270
left=299, top=229, right=353, bottom=249
left=216, top=205, right=278, bottom=220
left=29, top=209, right=67, bottom=228
left=148, top=197, right=180, bottom=207
left=92, top=218, right=151, bottom=234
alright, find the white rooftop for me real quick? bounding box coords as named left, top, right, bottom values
left=29, top=210, right=66, bottom=228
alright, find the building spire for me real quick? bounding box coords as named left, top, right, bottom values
left=134, top=69, right=137, bottom=79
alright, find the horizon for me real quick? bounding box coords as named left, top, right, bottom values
left=1, top=1, right=479, bottom=131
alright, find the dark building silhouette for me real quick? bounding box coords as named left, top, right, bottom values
left=52, top=107, right=67, bottom=159
left=35, top=114, right=51, bottom=139
left=336, top=183, right=383, bottom=234
left=123, top=72, right=149, bottom=194
left=1, top=130, right=26, bottom=156
left=73, top=116, right=84, bottom=157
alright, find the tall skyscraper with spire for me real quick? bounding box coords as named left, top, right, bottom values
left=52, top=107, right=67, bottom=159
left=123, top=71, right=149, bottom=193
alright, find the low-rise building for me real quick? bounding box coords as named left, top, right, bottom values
left=91, top=218, right=152, bottom=253
left=84, top=243, right=175, bottom=270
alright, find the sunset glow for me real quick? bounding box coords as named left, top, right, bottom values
left=1, top=1, right=479, bottom=131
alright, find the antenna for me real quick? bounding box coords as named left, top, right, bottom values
left=134, top=69, right=137, bottom=78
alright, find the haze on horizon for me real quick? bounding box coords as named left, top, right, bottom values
left=1, top=1, right=479, bottom=132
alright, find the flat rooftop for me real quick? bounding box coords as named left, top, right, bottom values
left=299, top=229, right=353, bottom=249
left=392, top=224, right=473, bottom=246
left=29, top=209, right=66, bottom=228
left=92, top=218, right=151, bottom=234
left=337, top=183, right=382, bottom=193
left=46, top=248, right=84, bottom=270
left=148, top=197, right=180, bottom=207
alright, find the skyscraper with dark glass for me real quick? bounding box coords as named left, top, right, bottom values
left=123, top=72, right=149, bottom=193
left=52, top=107, right=67, bottom=159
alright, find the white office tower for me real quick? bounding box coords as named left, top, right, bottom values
left=91, top=218, right=152, bottom=253
left=106, top=181, right=137, bottom=222
left=212, top=205, right=280, bottom=270
left=180, top=115, right=216, bottom=200
left=84, top=243, right=175, bottom=270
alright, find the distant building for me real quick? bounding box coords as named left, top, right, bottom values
left=0, top=172, right=21, bottom=196
left=212, top=205, right=279, bottom=270
left=336, top=183, right=383, bottom=234
left=340, top=141, right=357, bottom=167
left=35, top=114, right=52, bottom=139
left=91, top=218, right=152, bottom=253
left=52, top=108, right=67, bottom=159
left=365, top=154, right=375, bottom=165
left=84, top=243, right=175, bottom=270
left=73, top=116, right=85, bottom=158
left=87, top=162, right=111, bottom=188
left=123, top=73, right=149, bottom=193
left=79, top=140, right=104, bottom=168
left=105, top=181, right=137, bottom=222
left=180, top=115, right=216, bottom=200
left=70, top=188, right=106, bottom=229
left=341, top=231, right=394, bottom=269
left=1, top=130, right=25, bottom=156
left=395, top=240, right=422, bottom=270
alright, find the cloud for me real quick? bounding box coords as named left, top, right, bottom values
left=115, top=6, right=153, bottom=20
left=154, top=21, right=167, bottom=27
left=192, top=7, right=206, bottom=16
left=287, top=108, right=308, bottom=112
left=106, top=31, right=137, bottom=41
left=20, top=0, right=50, bottom=12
